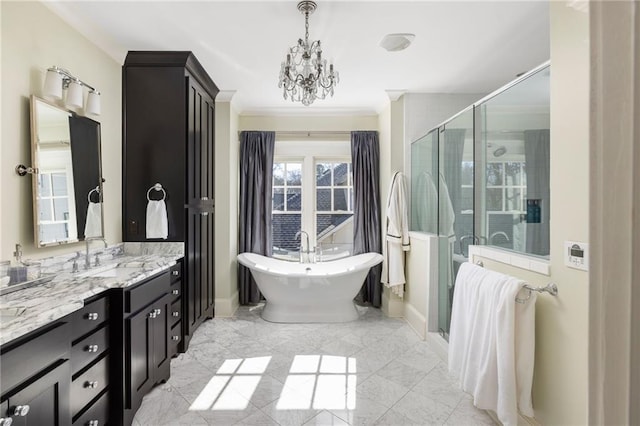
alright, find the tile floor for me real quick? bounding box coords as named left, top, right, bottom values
left=133, top=305, right=495, bottom=425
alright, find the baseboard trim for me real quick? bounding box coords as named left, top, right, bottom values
left=215, top=291, right=239, bottom=317
left=381, top=289, right=404, bottom=318
left=404, top=302, right=426, bottom=339
left=426, top=331, right=449, bottom=363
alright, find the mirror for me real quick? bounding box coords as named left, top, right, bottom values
left=30, top=95, right=103, bottom=247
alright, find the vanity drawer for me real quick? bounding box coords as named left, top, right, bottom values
left=169, top=321, right=182, bottom=357
left=72, top=296, right=109, bottom=341
left=169, top=279, right=181, bottom=300
left=170, top=262, right=182, bottom=283
left=71, top=354, right=109, bottom=418
left=72, top=390, right=109, bottom=426
left=170, top=298, right=182, bottom=326
left=125, top=272, right=170, bottom=314
left=71, top=325, right=109, bottom=376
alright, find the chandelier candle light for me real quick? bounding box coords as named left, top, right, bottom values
left=278, top=1, right=339, bottom=106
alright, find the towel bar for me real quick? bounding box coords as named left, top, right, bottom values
left=473, top=260, right=558, bottom=303
left=87, top=186, right=101, bottom=203
left=147, top=183, right=166, bottom=201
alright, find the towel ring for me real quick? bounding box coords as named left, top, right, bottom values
left=87, top=186, right=100, bottom=203
left=147, top=183, right=166, bottom=201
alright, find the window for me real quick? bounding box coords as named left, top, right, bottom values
left=271, top=140, right=353, bottom=258
left=38, top=171, right=72, bottom=243
left=486, top=161, right=526, bottom=212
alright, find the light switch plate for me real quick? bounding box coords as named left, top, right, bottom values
left=564, top=241, right=589, bottom=271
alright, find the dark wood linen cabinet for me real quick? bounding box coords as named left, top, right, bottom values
left=122, top=51, right=218, bottom=351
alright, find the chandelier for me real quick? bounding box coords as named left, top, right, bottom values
left=278, top=1, right=339, bottom=106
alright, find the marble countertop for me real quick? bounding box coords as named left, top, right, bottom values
left=0, top=253, right=182, bottom=346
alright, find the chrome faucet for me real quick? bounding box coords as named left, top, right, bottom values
left=295, top=230, right=311, bottom=263
left=84, top=237, right=107, bottom=270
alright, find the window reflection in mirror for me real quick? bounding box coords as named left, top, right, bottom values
left=479, top=66, right=550, bottom=257
left=30, top=96, right=103, bottom=247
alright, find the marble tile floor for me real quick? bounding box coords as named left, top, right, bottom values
left=133, top=305, right=495, bottom=426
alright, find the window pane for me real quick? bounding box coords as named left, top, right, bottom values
left=273, top=163, right=285, bottom=186
left=486, top=163, right=504, bottom=186
left=461, top=187, right=473, bottom=211
left=53, top=198, right=70, bottom=221
left=39, top=200, right=52, bottom=221
left=272, top=213, right=301, bottom=252
left=316, top=213, right=353, bottom=241
left=487, top=188, right=503, bottom=211
left=333, top=163, right=349, bottom=186
left=316, top=163, right=331, bottom=186
left=316, top=188, right=331, bottom=211
left=506, top=188, right=523, bottom=211
left=273, top=188, right=284, bottom=211
left=461, top=162, right=474, bottom=186
left=505, top=162, right=522, bottom=185
left=333, top=188, right=348, bottom=211
left=52, top=173, right=68, bottom=196
left=39, top=174, right=51, bottom=197
left=287, top=188, right=301, bottom=211
left=286, top=163, right=302, bottom=185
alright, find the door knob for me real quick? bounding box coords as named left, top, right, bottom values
left=12, top=405, right=30, bottom=416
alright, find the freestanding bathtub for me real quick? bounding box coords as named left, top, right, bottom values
left=237, top=252, right=383, bottom=323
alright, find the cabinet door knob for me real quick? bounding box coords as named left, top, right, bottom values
left=86, top=344, right=99, bottom=353
left=201, top=212, right=209, bottom=216
left=154, top=308, right=161, bottom=315
left=87, top=313, right=99, bottom=320
left=201, top=196, right=209, bottom=201
left=171, top=289, right=179, bottom=295
left=12, top=405, right=30, bottom=416
left=88, top=421, right=100, bottom=426
left=0, top=417, right=14, bottom=426
left=172, top=311, right=179, bottom=317
left=172, top=335, right=180, bottom=341
left=85, top=381, right=99, bottom=389
left=149, top=311, right=157, bottom=319
left=172, top=270, right=179, bottom=276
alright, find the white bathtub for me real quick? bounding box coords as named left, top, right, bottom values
left=237, top=252, right=383, bottom=323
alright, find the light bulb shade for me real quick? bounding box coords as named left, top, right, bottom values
left=43, top=70, right=63, bottom=99
left=86, top=91, right=101, bottom=115
left=66, top=80, right=84, bottom=108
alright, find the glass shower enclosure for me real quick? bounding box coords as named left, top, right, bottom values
left=410, top=63, right=550, bottom=341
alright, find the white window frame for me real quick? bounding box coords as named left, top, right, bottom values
left=273, top=139, right=351, bottom=249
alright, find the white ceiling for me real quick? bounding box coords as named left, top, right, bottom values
left=44, top=1, right=550, bottom=115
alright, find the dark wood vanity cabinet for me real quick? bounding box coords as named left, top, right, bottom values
left=122, top=51, right=218, bottom=350
left=0, top=322, right=71, bottom=425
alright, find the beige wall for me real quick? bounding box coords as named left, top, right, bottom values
left=471, top=4, right=590, bottom=424
left=1, top=2, right=122, bottom=260
left=214, top=100, right=240, bottom=317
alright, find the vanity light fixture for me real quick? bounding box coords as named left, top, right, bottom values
left=43, top=66, right=101, bottom=115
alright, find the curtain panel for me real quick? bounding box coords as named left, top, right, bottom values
left=238, top=131, right=275, bottom=304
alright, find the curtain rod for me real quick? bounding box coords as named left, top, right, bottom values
left=237, top=130, right=352, bottom=138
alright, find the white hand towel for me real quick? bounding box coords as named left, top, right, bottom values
left=84, top=201, right=103, bottom=238
left=448, top=262, right=536, bottom=426
left=146, top=199, right=168, bottom=239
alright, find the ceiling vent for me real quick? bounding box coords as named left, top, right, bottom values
left=379, top=33, right=415, bottom=52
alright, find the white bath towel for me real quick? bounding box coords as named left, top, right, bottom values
left=448, top=262, right=536, bottom=426
left=381, top=172, right=410, bottom=297
left=146, top=199, right=168, bottom=239
left=84, top=201, right=103, bottom=238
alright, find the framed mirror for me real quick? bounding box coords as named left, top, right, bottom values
left=30, top=95, right=103, bottom=247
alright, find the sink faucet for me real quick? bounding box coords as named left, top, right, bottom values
left=84, top=237, right=107, bottom=270
left=295, top=230, right=310, bottom=263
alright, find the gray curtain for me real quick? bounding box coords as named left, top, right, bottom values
left=351, top=131, right=382, bottom=307
left=238, top=131, right=275, bottom=304
left=524, top=129, right=550, bottom=256
left=442, top=129, right=466, bottom=246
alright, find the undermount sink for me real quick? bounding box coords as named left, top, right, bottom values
left=78, top=264, right=144, bottom=279
left=0, top=306, right=27, bottom=321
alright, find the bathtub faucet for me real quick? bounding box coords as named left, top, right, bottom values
left=295, top=230, right=312, bottom=263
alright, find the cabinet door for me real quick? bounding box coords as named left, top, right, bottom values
left=125, top=305, right=154, bottom=410
left=7, top=360, right=70, bottom=426
left=151, top=294, right=171, bottom=385
left=185, top=76, right=215, bottom=343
